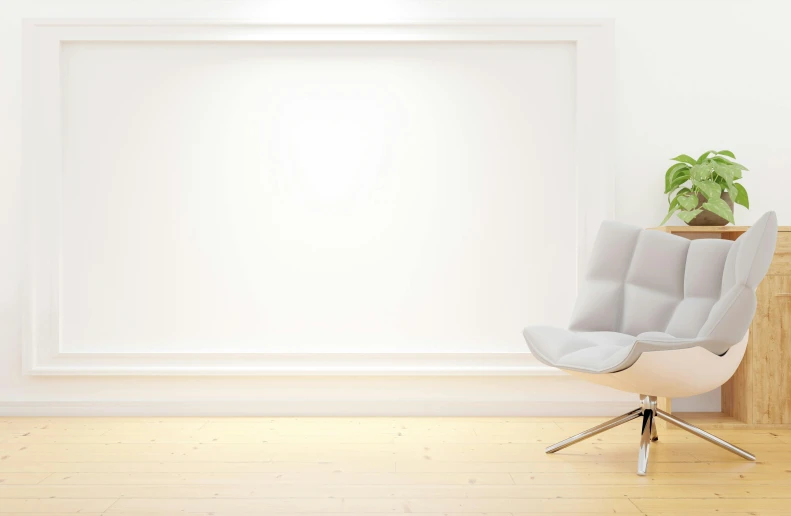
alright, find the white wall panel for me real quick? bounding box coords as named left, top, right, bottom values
left=60, top=41, right=577, bottom=354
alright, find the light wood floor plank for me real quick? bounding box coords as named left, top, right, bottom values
left=106, top=496, right=641, bottom=513
left=3, top=483, right=787, bottom=499
left=3, top=416, right=791, bottom=514
left=0, top=513, right=516, bottom=516
left=4, top=458, right=784, bottom=474
left=0, top=473, right=51, bottom=485
left=36, top=471, right=514, bottom=486
left=511, top=470, right=791, bottom=485
left=0, top=498, right=116, bottom=513
left=395, top=459, right=780, bottom=473
left=632, top=497, right=791, bottom=513
left=0, top=460, right=396, bottom=474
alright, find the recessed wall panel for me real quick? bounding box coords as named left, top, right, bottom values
left=59, top=41, right=577, bottom=353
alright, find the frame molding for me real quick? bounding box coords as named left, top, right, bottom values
left=23, top=19, right=614, bottom=376
left=0, top=400, right=637, bottom=417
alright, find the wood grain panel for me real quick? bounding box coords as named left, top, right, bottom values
left=774, top=232, right=791, bottom=252
left=768, top=233, right=791, bottom=275
left=768, top=254, right=791, bottom=275
left=722, top=329, right=754, bottom=423
left=753, top=275, right=791, bottom=424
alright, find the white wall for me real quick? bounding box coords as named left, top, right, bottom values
left=2, top=0, right=790, bottom=415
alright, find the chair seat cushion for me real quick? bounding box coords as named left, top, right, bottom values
left=523, top=326, right=703, bottom=374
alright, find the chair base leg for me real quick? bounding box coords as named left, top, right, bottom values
left=656, top=409, right=756, bottom=461
left=545, top=407, right=642, bottom=454
left=545, top=395, right=755, bottom=475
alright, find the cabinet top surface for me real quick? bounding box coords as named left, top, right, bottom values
left=652, top=225, right=791, bottom=233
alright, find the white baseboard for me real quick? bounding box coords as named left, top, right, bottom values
left=0, top=400, right=639, bottom=417
left=26, top=352, right=560, bottom=376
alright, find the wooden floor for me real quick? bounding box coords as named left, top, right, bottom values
left=1, top=416, right=791, bottom=515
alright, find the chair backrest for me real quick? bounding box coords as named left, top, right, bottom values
left=569, top=212, right=778, bottom=351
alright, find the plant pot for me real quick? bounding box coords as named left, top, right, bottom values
left=687, top=191, right=734, bottom=226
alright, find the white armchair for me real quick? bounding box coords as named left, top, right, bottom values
left=524, top=211, right=778, bottom=475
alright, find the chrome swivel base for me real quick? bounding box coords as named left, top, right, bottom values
left=546, top=395, right=755, bottom=476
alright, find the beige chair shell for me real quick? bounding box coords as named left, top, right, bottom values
left=569, top=332, right=748, bottom=399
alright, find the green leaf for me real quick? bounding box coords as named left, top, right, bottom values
left=702, top=198, right=735, bottom=224
left=671, top=154, right=698, bottom=165
left=717, top=165, right=742, bottom=183
left=663, top=188, right=696, bottom=224
left=664, top=163, right=689, bottom=193
left=668, top=186, right=691, bottom=204
left=712, top=156, right=748, bottom=171
left=668, top=193, right=680, bottom=211
left=712, top=162, right=734, bottom=182
left=677, top=192, right=700, bottom=211
left=677, top=209, right=703, bottom=223
left=696, top=150, right=716, bottom=163
left=717, top=150, right=736, bottom=158
left=666, top=171, right=690, bottom=194
left=711, top=162, right=739, bottom=198
left=660, top=207, right=679, bottom=226
left=693, top=179, right=722, bottom=200
left=689, top=163, right=713, bottom=181
left=732, top=182, right=749, bottom=208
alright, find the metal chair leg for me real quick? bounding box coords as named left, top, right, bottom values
left=544, top=395, right=755, bottom=476
left=656, top=409, right=755, bottom=461
left=637, top=396, right=657, bottom=475
left=545, top=408, right=642, bottom=453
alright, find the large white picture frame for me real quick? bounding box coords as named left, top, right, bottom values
left=23, top=19, right=614, bottom=375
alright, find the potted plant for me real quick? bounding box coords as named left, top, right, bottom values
left=662, top=150, right=749, bottom=225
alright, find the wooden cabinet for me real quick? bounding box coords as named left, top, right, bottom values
left=652, top=226, right=791, bottom=426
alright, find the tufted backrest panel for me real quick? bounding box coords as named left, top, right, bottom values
left=568, top=221, right=641, bottom=332
left=620, top=231, right=689, bottom=335
left=569, top=212, right=778, bottom=348
left=664, top=238, right=732, bottom=337
left=697, top=211, right=778, bottom=343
